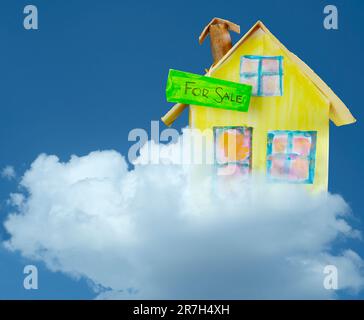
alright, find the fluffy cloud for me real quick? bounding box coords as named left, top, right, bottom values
left=3, top=131, right=364, bottom=299
left=1, top=165, right=16, bottom=180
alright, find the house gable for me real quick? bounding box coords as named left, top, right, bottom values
left=208, top=21, right=356, bottom=126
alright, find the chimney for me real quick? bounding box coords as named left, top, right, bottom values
left=199, top=18, right=240, bottom=66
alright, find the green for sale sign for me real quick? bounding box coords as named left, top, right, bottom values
left=166, top=69, right=252, bottom=112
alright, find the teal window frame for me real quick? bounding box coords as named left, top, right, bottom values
left=266, top=130, right=317, bottom=184
left=240, top=55, right=283, bottom=96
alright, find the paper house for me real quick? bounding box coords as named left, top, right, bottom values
left=162, top=20, right=356, bottom=191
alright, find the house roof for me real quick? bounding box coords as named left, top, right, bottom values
left=162, top=20, right=356, bottom=127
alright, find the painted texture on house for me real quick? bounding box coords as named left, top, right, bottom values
left=189, top=26, right=330, bottom=190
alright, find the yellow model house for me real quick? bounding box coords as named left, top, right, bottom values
left=162, top=19, right=356, bottom=191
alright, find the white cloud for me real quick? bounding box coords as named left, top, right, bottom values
left=3, top=131, right=364, bottom=299
left=1, top=165, right=16, bottom=180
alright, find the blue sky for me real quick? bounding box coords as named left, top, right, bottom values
left=0, top=0, right=363, bottom=299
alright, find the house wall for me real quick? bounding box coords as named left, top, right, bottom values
left=189, top=28, right=330, bottom=191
